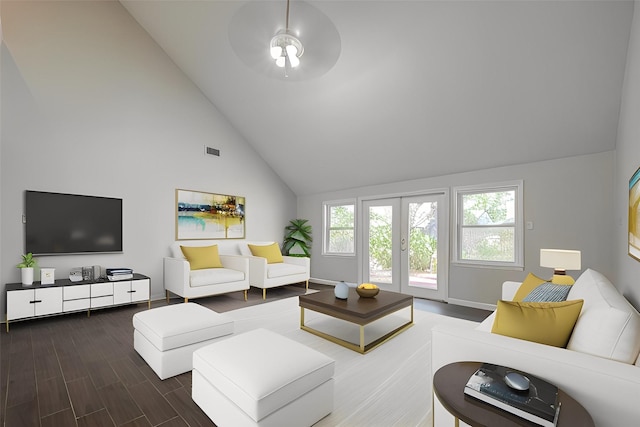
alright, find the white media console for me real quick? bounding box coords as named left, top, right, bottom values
left=5, top=273, right=150, bottom=332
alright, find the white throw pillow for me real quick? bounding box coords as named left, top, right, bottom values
left=566, top=269, right=640, bottom=364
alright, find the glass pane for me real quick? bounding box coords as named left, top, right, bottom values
left=460, top=227, right=515, bottom=262
left=368, top=205, right=392, bottom=284
left=330, top=205, right=354, bottom=227
left=408, top=201, right=438, bottom=290
left=328, top=230, right=354, bottom=253
left=462, top=191, right=515, bottom=226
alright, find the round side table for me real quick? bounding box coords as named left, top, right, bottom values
left=433, top=362, right=594, bottom=427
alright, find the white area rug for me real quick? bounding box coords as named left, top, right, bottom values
left=219, top=296, right=478, bottom=427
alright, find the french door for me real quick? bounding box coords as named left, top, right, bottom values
left=362, top=193, right=448, bottom=301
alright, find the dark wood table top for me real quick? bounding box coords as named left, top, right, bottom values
left=299, top=289, right=413, bottom=325
left=433, top=362, right=595, bottom=427
left=5, top=273, right=150, bottom=291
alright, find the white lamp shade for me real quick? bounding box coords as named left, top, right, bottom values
left=275, top=56, right=285, bottom=68
left=540, top=249, right=581, bottom=271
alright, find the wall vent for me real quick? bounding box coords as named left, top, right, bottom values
left=205, top=146, right=220, bottom=157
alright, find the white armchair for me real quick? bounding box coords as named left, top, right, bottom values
left=239, top=241, right=310, bottom=299
left=164, top=242, right=250, bottom=303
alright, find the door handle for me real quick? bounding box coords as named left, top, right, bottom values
left=401, top=237, right=407, bottom=251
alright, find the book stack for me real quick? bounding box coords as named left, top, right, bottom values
left=464, top=363, right=561, bottom=427
left=106, top=268, right=134, bottom=281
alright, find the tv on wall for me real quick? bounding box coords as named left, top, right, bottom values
left=25, top=190, right=123, bottom=255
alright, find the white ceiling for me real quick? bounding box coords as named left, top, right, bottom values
left=121, top=0, right=634, bottom=196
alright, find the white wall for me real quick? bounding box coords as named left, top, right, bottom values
left=614, top=1, right=640, bottom=308
left=0, top=1, right=296, bottom=313
left=298, top=151, right=615, bottom=308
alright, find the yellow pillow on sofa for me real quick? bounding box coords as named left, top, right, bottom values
left=248, top=243, right=283, bottom=264
left=180, top=245, right=223, bottom=270
left=491, top=299, right=584, bottom=348
left=512, top=273, right=547, bottom=301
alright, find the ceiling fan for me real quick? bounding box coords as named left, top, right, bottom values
left=228, top=0, right=341, bottom=81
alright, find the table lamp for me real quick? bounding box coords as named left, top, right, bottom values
left=540, top=249, right=582, bottom=284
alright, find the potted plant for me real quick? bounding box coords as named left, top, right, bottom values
left=17, top=252, right=37, bottom=285
left=282, top=219, right=312, bottom=257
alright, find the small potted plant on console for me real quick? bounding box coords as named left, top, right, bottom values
left=17, top=252, right=37, bottom=285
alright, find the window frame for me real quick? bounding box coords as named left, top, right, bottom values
left=452, top=180, right=524, bottom=269
left=322, top=199, right=356, bottom=256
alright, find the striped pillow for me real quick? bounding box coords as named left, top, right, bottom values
left=523, top=282, right=572, bottom=302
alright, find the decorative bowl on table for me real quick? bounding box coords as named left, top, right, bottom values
left=356, top=283, right=380, bottom=298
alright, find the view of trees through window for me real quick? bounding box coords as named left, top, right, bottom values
left=460, top=190, right=515, bottom=262
left=327, top=204, right=355, bottom=254
left=368, top=202, right=438, bottom=279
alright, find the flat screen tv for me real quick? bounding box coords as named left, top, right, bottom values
left=25, top=190, right=123, bottom=255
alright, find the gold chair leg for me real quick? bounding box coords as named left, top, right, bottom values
left=244, top=290, right=248, bottom=301
left=262, top=289, right=266, bottom=300
left=305, top=280, right=309, bottom=291
left=184, top=298, right=188, bottom=303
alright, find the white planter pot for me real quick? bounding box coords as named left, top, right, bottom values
left=21, top=267, right=34, bottom=285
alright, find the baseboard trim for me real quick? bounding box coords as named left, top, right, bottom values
left=446, top=297, right=496, bottom=312
left=310, top=277, right=337, bottom=286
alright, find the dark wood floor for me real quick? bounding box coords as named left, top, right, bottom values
left=1, top=283, right=490, bottom=427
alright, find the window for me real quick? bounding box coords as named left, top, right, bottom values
left=453, top=181, right=523, bottom=268
left=323, top=200, right=355, bottom=255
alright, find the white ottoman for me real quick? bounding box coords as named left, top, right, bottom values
left=192, top=328, right=335, bottom=427
left=133, top=303, right=233, bottom=380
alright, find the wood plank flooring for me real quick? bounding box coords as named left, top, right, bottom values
left=1, top=283, right=490, bottom=427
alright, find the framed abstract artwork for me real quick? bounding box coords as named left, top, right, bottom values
left=176, top=189, right=245, bottom=240
left=629, top=167, right=640, bottom=261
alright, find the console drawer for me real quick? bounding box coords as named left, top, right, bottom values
left=65, top=284, right=90, bottom=300
left=91, top=282, right=113, bottom=297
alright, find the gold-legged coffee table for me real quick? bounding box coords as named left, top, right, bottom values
left=299, top=289, right=413, bottom=354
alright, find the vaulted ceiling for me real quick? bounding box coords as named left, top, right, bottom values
left=121, top=0, right=634, bottom=196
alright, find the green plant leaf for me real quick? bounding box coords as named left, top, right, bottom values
left=17, top=253, right=37, bottom=268
left=283, top=219, right=312, bottom=256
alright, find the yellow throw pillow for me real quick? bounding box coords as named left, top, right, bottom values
left=248, top=243, right=283, bottom=264
left=491, top=299, right=584, bottom=348
left=513, top=273, right=547, bottom=301
left=180, top=245, right=223, bottom=270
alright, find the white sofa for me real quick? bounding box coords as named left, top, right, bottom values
left=164, top=241, right=250, bottom=302
left=238, top=241, right=310, bottom=300
left=431, top=269, right=640, bottom=427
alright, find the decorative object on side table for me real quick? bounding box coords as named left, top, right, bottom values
left=356, top=283, right=379, bottom=298
left=16, top=252, right=37, bottom=286
left=334, top=280, right=349, bottom=299
left=464, top=363, right=560, bottom=427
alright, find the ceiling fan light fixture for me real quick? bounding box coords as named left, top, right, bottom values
left=270, top=45, right=283, bottom=60
left=270, top=0, right=303, bottom=73
left=286, top=44, right=300, bottom=67
left=270, top=30, right=304, bottom=69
